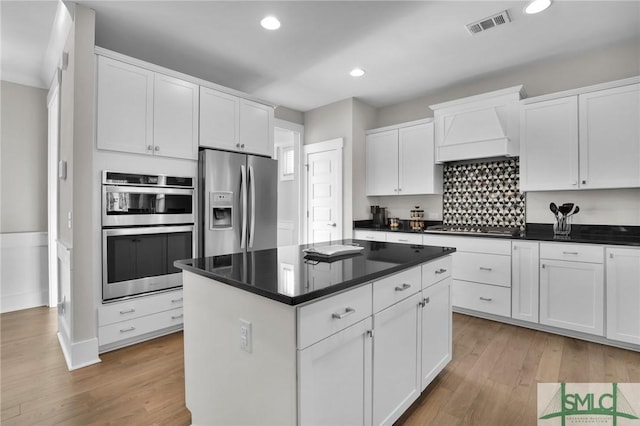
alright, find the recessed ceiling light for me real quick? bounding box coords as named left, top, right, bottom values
left=350, top=68, right=365, bottom=77
left=524, top=0, right=552, bottom=14
left=261, top=16, right=281, bottom=30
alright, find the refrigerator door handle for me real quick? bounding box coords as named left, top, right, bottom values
left=240, top=165, right=247, bottom=249
left=248, top=165, right=256, bottom=248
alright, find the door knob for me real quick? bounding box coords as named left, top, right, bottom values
left=327, top=223, right=337, bottom=227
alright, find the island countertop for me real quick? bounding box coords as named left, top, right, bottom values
left=175, top=239, right=455, bottom=305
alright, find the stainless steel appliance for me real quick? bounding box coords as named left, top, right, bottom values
left=426, top=224, right=519, bottom=236
left=200, top=149, right=277, bottom=257
left=101, top=171, right=195, bottom=301
left=370, top=205, right=387, bottom=227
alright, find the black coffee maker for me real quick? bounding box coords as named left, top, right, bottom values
left=370, top=205, right=388, bottom=228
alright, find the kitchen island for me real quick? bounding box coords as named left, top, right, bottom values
left=175, top=239, right=455, bottom=426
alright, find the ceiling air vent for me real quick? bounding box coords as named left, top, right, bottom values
left=466, top=10, right=511, bottom=35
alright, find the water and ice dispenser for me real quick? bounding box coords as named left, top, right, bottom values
left=209, top=191, right=233, bottom=230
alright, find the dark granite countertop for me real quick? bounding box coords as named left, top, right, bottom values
left=354, top=221, right=640, bottom=246
left=174, top=239, right=455, bottom=306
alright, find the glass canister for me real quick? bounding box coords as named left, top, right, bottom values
left=410, top=206, right=424, bottom=230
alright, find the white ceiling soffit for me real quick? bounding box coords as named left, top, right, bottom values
left=3, top=1, right=640, bottom=111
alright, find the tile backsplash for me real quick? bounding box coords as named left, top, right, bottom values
left=443, top=158, right=525, bottom=229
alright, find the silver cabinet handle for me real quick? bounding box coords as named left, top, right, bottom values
left=236, top=143, right=240, bottom=148
left=171, top=298, right=183, bottom=303
left=435, top=268, right=447, bottom=274
left=542, top=264, right=546, bottom=269
left=479, top=267, right=493, bottom=271
left=171, top=314, right=184, bottom=320
left=119, top=308, right=135, bottom=315
left=147, top=145, right=153, bottom=151
left=582, top=180, right=587, bottom=184
left=479, top=297, right=493, bottom=302
left=154, top=146, right=160, bottom=152
left=240, top=144, right=245, bottom=148
left=395, top=283, right=411, bottom=292
left=120, top=326, right=136, bottom=333
left=563, top=251, right=579, bottom=255
left=332, top=307, right=355, bottom=319
left=398, top=239, right=408, bottom=242
left=419, top=297, right=431, bottom=308
left=327, top=223, right=337, bottom=227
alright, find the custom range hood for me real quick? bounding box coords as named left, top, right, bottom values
left=430, top=85, right=527, bottom=163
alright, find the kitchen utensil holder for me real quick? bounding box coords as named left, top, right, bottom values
left=553, top=215, right=571, bottom=236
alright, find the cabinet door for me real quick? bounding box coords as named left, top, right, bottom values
left=511, top=241, right=540, bottom=323
left=298, top=318, right=372, bottom=426
left=373, top=292, right=421, bottom=426
left=239, top=99, right=273, bottom=157
left=199, top=87, right=239, bottom=150
left=399, top=123, right=442, bottom=195
left=153, top=73, right=199, bottom=160
left=366, top=130, right=399, bottom=196
left=539, top=260, right=604, bottom=336
left=97, top=56, right=153, bottom=155
left=420, top=277, right=451, bottom=390
left=579, top=83, right=640, bottom=189
left=606, top=248, right=640, bottom=345
left=520, top=97, right=579, bottom=191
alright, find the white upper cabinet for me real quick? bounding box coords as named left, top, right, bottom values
left=96, top=55, right=198, bottom=160
left=199, top=87, right=239, bottom=152
left=579, top=83, right=640, bottom=189
left=520, top=96, right=579, bottom=191
left=430, top=86, right=525, bottom=163
left=200, top=87, right=274, bottom=157
left=520, top=78, right=640, bottom=191
left=153, top=73, right=199, bottom=160
left=366, top=129, right=399, bottom=196
left=366, top=120, right=442, bottom=196
left=97, top=56, right=154, bottom=156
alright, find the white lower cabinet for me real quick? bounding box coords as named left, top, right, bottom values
left=420, top=276, right=452, bottom=390
left=98, top=289, right=184, bottom=350
left=353, top=230, right=387, bottom=242
left=373, top=292, right=422, bottom=426
left=539, top=243, right=604, bottom=336
left=298, top=318, right=373, bottom=426
left=606, top=247, right=640, bottom=345
left=511, top=241, right=540, bottom=323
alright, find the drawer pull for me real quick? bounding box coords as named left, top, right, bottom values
left=479, top=267, right=493, bottom=271
left=424, top=297, right=430, bottom=305
left=398, top=239, right=408, bottom=242
left=395, top=283, right=411, bottom=292
left=120, top=326, right=136, bottom=333
left=435, top=268, right=447, bottom=274
left=171, top=314, right=184, bottom=320
left=479, top=297, right=493, bottom=302
left=331, top=307, right=355, bottom=319
left=171, top=298, right=183, bottom=303
left=119, top=308, right=135, bottom=315
left=562, top=251, right=579, bottom=255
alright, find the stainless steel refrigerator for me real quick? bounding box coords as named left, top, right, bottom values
left=199, top=149, right=277, bottom=257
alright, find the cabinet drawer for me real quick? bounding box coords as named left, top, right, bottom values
left=386, top=232, right=423, bottom=245
left=540, top=243, right=603, bottom=263
left=452, top=280, right=511, bottom=317
left=99, top=289, right=184, bottom=326
left=373, top=267, right=421, bottom=313
left=297, top=284, right=372, bottom=349
left=422, top=256, right=452, bottom=289
left=423, top=235, right=511, bottom=255
left=453, top=252, right=511, bottom=287
left=98, top=307, right=183, bottom=346
left=353, top=230, right=386, bottom=241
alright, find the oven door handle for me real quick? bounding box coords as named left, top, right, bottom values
left=104, top=185, right=194, bottom=195
left=240, top=165, right=247, bottom=249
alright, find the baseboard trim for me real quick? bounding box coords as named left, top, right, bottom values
left=57, top=323, right=101, bottom=371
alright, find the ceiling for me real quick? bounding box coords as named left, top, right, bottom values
left=2, top=1, right=639, bottom=112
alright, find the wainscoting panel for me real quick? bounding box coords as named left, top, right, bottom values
left=0, top=232, right=49, bottom=313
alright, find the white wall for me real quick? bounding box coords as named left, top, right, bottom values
left=0, top=81, right=50, bottom=312
left=1, top=81, right=48, bottom=233
left=373, top=40, right=640, bottom=226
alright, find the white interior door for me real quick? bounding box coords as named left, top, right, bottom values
left=304, top=139, right=343, bottom=244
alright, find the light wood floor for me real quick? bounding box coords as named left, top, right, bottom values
left=2, top=308, right=639, bottom=425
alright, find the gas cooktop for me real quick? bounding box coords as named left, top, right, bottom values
left=426, top=225, right=520, bottom=237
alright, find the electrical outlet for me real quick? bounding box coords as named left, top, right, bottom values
left=239, top=319, right=252, bottom=353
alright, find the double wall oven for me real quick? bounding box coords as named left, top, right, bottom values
left=101, top=171, right=195, bottom=302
